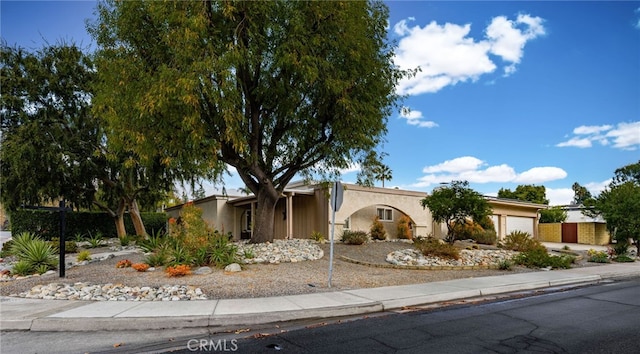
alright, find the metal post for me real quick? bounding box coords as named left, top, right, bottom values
left=328, top=204, right=336, bottom=288
left=58, top=200, right=66, bottom=278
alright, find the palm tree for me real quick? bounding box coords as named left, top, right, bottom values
left=374, top=164, right=392, bottom=188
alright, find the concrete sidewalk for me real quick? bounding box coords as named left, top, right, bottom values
left=2, top=260, right=638, bottom=333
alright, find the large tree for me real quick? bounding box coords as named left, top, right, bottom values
left=0, top=43, right=172, bottom=238
left=421, top=181, right=492, bottom=244
left=1, top=44, right=99, bottom=210
left=571, top=182, right=592, bottom=206
left=588, top=161, right=640, bottom=250
left=89, top=0, right=403, bottom=243
left=497, top=184, right=549, bottom=205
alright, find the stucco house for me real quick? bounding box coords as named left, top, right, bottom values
left=165, top=182, right=546, bottom=242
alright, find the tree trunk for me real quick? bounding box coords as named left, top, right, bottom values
left=128, top=199, right=147, bottom=237
left=251, top=189, right=279, bottom=243
left=114, top=199, right=127, bottom=238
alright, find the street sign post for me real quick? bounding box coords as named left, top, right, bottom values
left=328, top=181, right=343, bottom=288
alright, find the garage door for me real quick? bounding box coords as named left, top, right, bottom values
left=506, top=216, right=534, bottom=235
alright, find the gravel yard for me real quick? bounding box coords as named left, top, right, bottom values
left=0, top=239, right=599, bottom=300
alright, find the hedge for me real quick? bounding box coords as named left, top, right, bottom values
left=10, top=209, right=168, bottom=240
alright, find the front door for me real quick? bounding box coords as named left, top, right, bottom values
left=562, top=223, right=578, bottom=243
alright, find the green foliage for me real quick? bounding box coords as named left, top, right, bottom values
left=370, top=216, right=387, bottom=241
left=497, top=185, right=549, bottom=205
left=396, top=215, right=412, bottom=240
left=310, top=231, right=325, bottom=243
left=498, top=259, right=513, bottom=270
left=473, top=229, right=498, bottom=245
left=341, top=230, right=369, bottom=245
left=421, top=181, right=492, bottom=244
left=1, top=239, right=14, bottom=257
left=512, top=248, right=574, bottom=269
left=500, top=231, right=543, bottom=252
left=86, top=232, right=105, bottom=249
left=413, top=236, right=460, bottom=260
left=1, top=44, right=99, bottom=211
left=90, top=0, right=405, bottom=243
left=12, top=260, right=34, bottom=276
left=119, top=235, right=133, bottom=247
left=76, top=250, right=92, bottom=262
left=138, top=230, right=166, bottom=253
left=10, top=209, right=168, bottom=241
left=613, top=255, right=635, bottom=263
left=539, top=206, right=568, bottom=223
left=9, top=232, right=58, bottom=273
left=144, top=250, right=169, bottom=267
left=572, top=182, right=592, bottom=205
left=587, top=249, right=610, bottom=263
left=49, top=238, right=78, bottom=254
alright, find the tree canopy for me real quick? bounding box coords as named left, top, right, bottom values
left=539, top=206, right=567, bottom=223
left=89, top=0, right=404, bottom=242
left=420, top=181, right=492, bottom=243
left=497, top=185, right=549, bottom=205
left=1, top=43, right=174, bottom=238
left=1, top=44, right=99, bottom=210
left=571, top=182, right=592, bottom=206
left=588, top=161, right=640, bottom=250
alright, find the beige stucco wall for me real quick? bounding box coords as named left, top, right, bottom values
left=329, top=184, right=431, bottom=239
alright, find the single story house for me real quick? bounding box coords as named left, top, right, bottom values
left=165, top=182, right=546, bottom=242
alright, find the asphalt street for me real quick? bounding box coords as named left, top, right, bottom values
left=172, top=277, right=640, bottom=354
left=4, top=277, right=638, bottom=354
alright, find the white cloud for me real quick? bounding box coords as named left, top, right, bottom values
left=636, top=7, right=640, bottom=29
left=514, top=167, right=567, bottom=184
left=606, top=121, right=640, bottom=150
left=413, top=156, right=566, bottom=188
left=545, top=178, right=611, bottom=206
left=339, top=163, right=361, bottom=174
left=545, top=188, right=574, bottom=206
left=393, top=13, right=545, bottom=95
left=399, top=107, right=439, bottom=128
left=557, top=121, right=640, bottom=150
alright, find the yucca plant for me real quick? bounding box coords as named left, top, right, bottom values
left=10, top=232, right=58, bottom=272
left=11, top=260, right=34, bottom=276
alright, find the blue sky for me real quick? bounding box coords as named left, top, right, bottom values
left=2, top=1, right=639, bottom=205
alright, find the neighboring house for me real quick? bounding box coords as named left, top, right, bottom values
left=538, top=204, right=610, bottom=245
left=165, top=182, right=546, bottom=242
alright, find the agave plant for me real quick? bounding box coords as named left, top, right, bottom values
left=10, top=232, right=58, bottom=273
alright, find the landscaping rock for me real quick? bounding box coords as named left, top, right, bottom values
left=224, top=263, right=242, bottom=272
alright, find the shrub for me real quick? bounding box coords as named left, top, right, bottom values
left=310, top=231, right=325, bottom=243
left=10, top=232, right=58, bottom=273
left=512, top=248, right=573, bottom=269
left=132, top=263, right=150, bottom=272
left=340, top=230, right=369, bottom=245
left=116, top=259, right=132, bottom=268
left=396, top=215, right=412, bottom=240
left=119, top=235, right=133, bottom=247
left=450, top=219, right=484, bottom=241
left=370, top=216, right=386, bottom=241
left=1, top=239, right=14, bottom=257
left=613, top=255, right=635, bottom=263
left=612, top=241, right=629, bottom=256
left=206, top=233, right=239, bottom=268
left=413, top=236, right=460, bottom=260
left=498, top=259, right=513, bottom=270
left=473, top=229, right=497, bottom=245
left=587, top=249, right=610, bottom=263
left=165, top=264, right=191, bottom=277
left=169, top=245, right=194, bottom=266
left=86, top=232, right=105, bottom=248
left=12, top=260, right=34, bottom=276
left=138, top=230, right=166, bottom=253
left=500, top=231, right=543, bottom=252
left=145, top=251, right=169, bottom=267
left=76, top=250, right=92, bottom=262
left=49, top=239, right=78, bottom=254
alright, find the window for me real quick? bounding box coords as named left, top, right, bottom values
left=377, top=208, right=393, bottom=221
left=243, top=209, right=252, bottom=231
left=344, top=217, right=351, bottom=230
